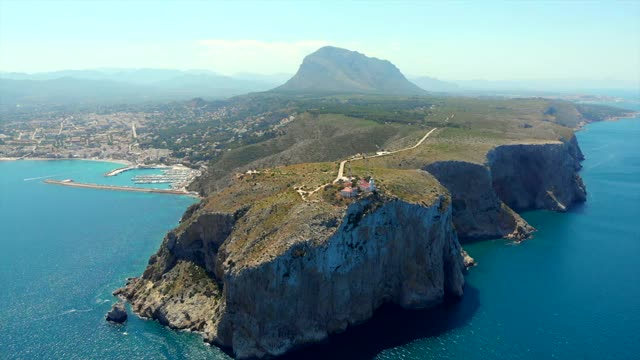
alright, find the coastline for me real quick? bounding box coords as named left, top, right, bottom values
left=575, top=110, right=639, bottom=131
left=1, top=157, right=202, bottom=197
left=0, top=157, right=132, bottom=166
left=603, top=110, right=640, bottom=122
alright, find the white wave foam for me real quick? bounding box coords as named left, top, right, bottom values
left=24, top=174, right=63, bottom=181
left=32, top=308, right=93, bottom=321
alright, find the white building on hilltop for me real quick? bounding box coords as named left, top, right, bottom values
left=358, top=178, right=375, bottom=192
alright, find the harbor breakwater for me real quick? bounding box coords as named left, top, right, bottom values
left=43, top=179, right=200, bottom=197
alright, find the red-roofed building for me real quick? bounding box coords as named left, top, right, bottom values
left=340, top=186, right=358, bottom=198
left=358, top=178, right=376, bottom=192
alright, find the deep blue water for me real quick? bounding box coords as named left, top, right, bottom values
left=1, top=101, right=639, bottom=359
left=372, top=104, right=640, bottom=359
left=0, top=160, right=228, bottom=359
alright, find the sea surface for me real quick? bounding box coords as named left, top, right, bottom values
left=18, top=160, right=173, bottom=190
left=374, top=113, right=640, bottom=359
left=1, top=99, right=639, bottom=359
left=0, top=161, right=227, bottom=359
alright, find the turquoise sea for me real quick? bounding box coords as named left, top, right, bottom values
left=283, top=101, right=640, bottom=360
left=0, top=161, right=227, bottom=359
left=1, top=99, right=639, bottom=359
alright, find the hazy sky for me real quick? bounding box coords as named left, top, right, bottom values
left=1, top=0, right=639, bottom=82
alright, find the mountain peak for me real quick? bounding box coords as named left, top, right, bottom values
left=274, top=46, right=425, bottom=95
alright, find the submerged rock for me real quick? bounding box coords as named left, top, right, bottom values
left=105, top=302, right=128, bottom=323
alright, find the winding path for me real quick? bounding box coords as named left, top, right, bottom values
left=332, top=127, right=437, bottom=183
left=300, top=127, right=438, bottom=200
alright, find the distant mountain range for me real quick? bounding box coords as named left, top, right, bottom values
left=409, top=76, right=461, bottom=92
left=275, top=46, right=426, bottom=95
left=0, top=69, right=287, bottom=107
left=2, top=48, right=636, bottom=108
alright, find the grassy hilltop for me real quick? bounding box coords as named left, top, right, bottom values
left=178, top=93, right=629, bottom=264
left=191, top=93, right=626, bottom=194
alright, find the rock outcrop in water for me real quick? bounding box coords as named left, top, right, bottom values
left=116, top=190, right=464, bottom=359
left=105, top=302, right=128, bottom=323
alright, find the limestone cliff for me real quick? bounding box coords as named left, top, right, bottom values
left=116, top=133, right=588, bottom=358
left=424, top=136, right=585, bottom=240
left=425, top=161, right=532, bottom=241
left=488, top=139, right=586, bottom=212
left=117, top=191, right=464, bottom=359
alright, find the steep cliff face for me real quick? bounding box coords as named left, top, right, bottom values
left=218, top=196, right=464, bottom=358
left=135, top=209, right=238, bottom=285
left=114, top=211, right=237, bottom=339
left=424, top=136, right=585, bottom=240
left=488, top=139, right=586, bottom=212
left=117, top=133, right=588, bottom=358
left=425, top=161, right=532, bottom=241
left=117, top=193, right=464, bottom=359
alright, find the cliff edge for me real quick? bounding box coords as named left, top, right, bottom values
left=425, top=136, right=586, bottom=241
left=116, top=118, right=590, bottom=358
left=116, top=170, right=464, bottom=359
left=488, top=138, right=586, bottom=212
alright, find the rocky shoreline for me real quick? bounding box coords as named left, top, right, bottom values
left=114, top=135, right=588, bottom=358
left=116, top=193, right=466, bottom=358
left=575, top=110, right=640, bottom=130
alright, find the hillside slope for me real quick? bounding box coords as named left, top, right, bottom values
left=274, top=46, right=426, bottom=95
left=115, top=93, right=631, bottom=358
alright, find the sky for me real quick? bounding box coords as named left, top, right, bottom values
left=0, top=0, right=639, bottom=83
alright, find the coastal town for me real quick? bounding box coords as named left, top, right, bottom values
left=0, top=110, right=172, bottom=164
left=0, top=100, right=297, bottom=168
left=0, top=100, right=300, bottom=194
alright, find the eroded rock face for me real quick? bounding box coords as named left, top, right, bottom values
left=425, top=137, right=586, bottom=241
left=425, top=161, right=532, bottom=241
left=116, top=137, right=588, bottom=358
left=117, top=194, right=464, bottom=359
left=138, top=211, right=237, bottom=284
left=488, top=140, right=586, bottom=212
left=105, top=302, right=127, bottom=323
left=219, top=197, right=464, bottom=358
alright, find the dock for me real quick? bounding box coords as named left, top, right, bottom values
left=44, top=179, right=200, bottom=198
left=104, top=164, right=170, bottom=177
left=104, top=165, right=136, bottom=177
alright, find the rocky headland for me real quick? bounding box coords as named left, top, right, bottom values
left=116, top=169, right=467, bottom=358
left=115, top=132, right=588, bottom=358
left=111, top=48, right=611, bottom=359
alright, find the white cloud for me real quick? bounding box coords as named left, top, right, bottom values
left=195, top=39, right=330, bottom=75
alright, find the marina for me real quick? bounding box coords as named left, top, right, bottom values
left=105, top=164, right=201, bottom=190
left=131, top=167, right=200, bottom=189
